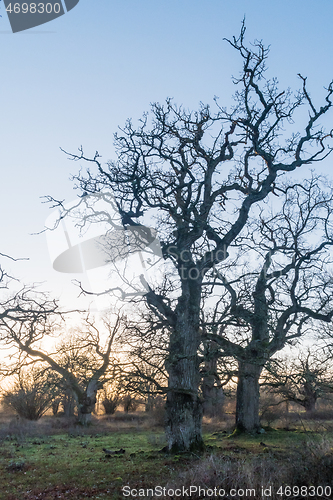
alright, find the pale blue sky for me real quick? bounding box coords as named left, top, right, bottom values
left=1, top=0, right=333, bottom=308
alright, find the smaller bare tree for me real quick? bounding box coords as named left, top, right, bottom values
left=100, top=364, right=124, bottom=415
left=264, top=350, right=333, bottom=413
left=200, top=340, right=229, bottom=418
left=1, top=310, right=123, bottom=425
left=204, top=177, right=333, bottom=432
left=2, top=367, right=55, bottom=420
left=101, top=390, right=120, bottom=415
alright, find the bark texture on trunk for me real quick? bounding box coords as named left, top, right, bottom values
left=302, top=381, right=317, bottom=412
left=165, top=286, right=204, bottom=452
left=303, top=394, right=317, bottom=412
left=166, top=392, right=203, bottom=452
left=77, top=411, right=92, bottom=426
left=76, top=380, right=100, bottom=426
left=235, top=360, right=263, bottom=433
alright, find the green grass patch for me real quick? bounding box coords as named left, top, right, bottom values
left=0, top=426, right=175, bottom=499
left=1, top=415, right=333, bottom=499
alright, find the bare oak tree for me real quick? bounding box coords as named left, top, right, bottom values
left=204, top=178, right=333, bottom=432
left=47, top=25, right=333, bottom=449
left=264, top=349, right=333, bottom=413
left=0, top=312, right=122, bottom=425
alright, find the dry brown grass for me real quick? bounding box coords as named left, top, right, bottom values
left=166, top=434, right=333, bottom=499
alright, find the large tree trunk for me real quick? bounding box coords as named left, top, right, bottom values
left=77, top=410, right=93, bottom=426
left=235, top=360, right=263, bottom=433
left=303, top=399, right=316, bottom=412
left=202, top=379, right=224, bottom=418
left=165, top=287, right=204, bottom=452
left=202, top=342, right=224, bottom=418
left=302, top=383, right=317, bottom=412
left=62, top=389, right=76, bottom=417
left=165, top=391, right=203, bottom=452
left=76, top=380, right=100, bottom=426
left=145, top=385, right=154, bottom=413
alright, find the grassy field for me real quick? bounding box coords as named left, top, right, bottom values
left=0, top=410, right=333, bottom=500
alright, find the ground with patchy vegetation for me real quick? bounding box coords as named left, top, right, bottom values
left=1, top=410, right=333, bottom=500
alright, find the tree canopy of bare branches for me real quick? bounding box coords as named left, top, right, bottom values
left=46, top=24, right=333, bottom=449
left=203, top=176, right=333, bottom=431
left=264, top=349, right=333, bottom=412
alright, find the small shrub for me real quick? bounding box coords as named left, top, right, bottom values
left=260, top=407, right=286, bottom=427
left=2, top=369, right=54, bottom=420
left=102, top=395, right=119, bottom=415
